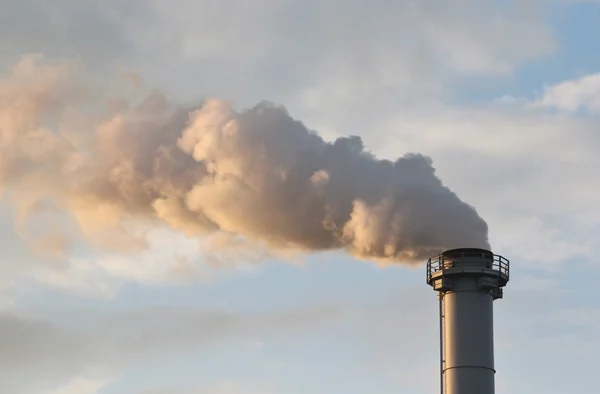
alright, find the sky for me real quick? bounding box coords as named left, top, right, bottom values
left=1, top=0, right=600, bottom=393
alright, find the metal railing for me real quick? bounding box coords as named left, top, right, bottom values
left=426, top=251, right=509, bottom=284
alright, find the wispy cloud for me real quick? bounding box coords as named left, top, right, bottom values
left=531, top=72, right=600, bottom=113
left=0, top=304, right=344, bottom=393
left=46, top=370, right=113, bottom=394
left=138, top=381, right=278, bottom=394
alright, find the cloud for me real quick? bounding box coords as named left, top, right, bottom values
left=46, top=372, right=112, bottom=394
left=0, top=0, right=156, bottom=68
left=232, top=0, right=557, bottom=119
left=0, top=312, right=110, bottom=394
left=530, top=72, right=600, bottom=113
left=0, top=304, right=342, bottom=394
left=1, top=0, right=556, bottom=110
left=139, top=382, right=277, bottom=394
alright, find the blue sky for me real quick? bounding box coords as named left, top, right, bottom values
left=1, top=1, right=600, bottom=393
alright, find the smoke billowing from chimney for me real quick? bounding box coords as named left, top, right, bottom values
left=0, top=55, right=489, bottom=264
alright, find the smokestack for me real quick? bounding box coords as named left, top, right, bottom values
left=426, top=248, right=509, bottom=394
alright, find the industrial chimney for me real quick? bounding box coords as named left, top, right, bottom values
left=426, top=248, right=510, bottom=394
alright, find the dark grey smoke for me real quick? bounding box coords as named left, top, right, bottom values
left=0, top=55, right=489, bottom=264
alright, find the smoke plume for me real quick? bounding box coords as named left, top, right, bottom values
left=0, top=55, right=489, bottom=265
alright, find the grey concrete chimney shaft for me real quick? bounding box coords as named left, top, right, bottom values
left=426, top=248, right=510, bottom=394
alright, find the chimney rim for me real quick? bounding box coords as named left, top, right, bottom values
left=441, top=247, right=494, bottom=260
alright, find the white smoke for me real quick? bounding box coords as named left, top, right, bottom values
left=0, top=55, right=489, bottom=265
